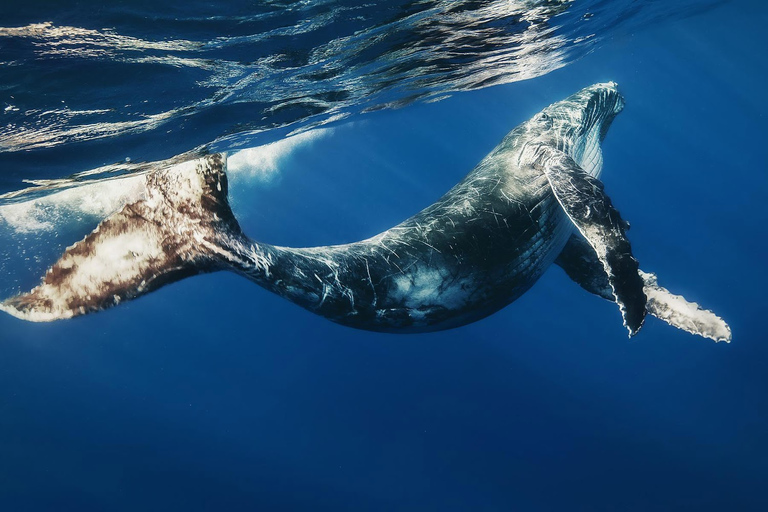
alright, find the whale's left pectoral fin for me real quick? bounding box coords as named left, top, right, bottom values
left=556, top=234, right=731, bottom=343
left=538, top=146, right=646, bottom=336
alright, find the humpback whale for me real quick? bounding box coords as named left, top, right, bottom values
left=0, top=83, right=731, bottom=342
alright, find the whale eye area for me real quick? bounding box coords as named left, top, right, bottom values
left=535, top=112, right=552, bottom=126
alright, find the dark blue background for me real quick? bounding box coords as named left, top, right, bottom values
left=1, top=3, right=767, bottom=510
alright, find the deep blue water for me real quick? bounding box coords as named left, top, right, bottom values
left=1, top=1, right=768, bottom=510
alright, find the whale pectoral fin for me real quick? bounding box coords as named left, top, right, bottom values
left=555, top=234, right=614, bottom=301
left=556, top=234, right=731, bottom=342
left=1, top=154, right=240, bottom=322
left=539, top=147, right=646, bottom=336
left=640, top=271, right=731, bottom=343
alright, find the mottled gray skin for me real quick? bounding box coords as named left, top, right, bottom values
left=220, top=83, right=625, bottom=332
left=1, top=82, right=731, bottom=341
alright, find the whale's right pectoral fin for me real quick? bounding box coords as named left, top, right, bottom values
left=538, top=146, right=646, bottom=336
left=556, top=234, right=731, bottom=343
left=1, top=154, right=243, bottom=322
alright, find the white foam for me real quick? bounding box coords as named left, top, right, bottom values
left=0, top=135, right=323, bottom=234
left=0, top=175, right=147, bottom=233
left=227, top=128, right=333, bottom=183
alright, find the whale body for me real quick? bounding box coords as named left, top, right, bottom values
left=0, top=83, right=731, bottom=342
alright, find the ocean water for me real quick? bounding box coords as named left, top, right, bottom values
left=1, top=1, right=767, bottom=510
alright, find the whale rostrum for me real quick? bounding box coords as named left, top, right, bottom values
left=0, top=83, right=731, bottom=342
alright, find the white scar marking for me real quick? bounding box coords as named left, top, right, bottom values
left=365, top=258, right=378, bottom=307
left=391, top=267, right=474, bottom=311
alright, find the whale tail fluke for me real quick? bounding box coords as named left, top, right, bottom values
left=1, top=154, right=244, bottom=322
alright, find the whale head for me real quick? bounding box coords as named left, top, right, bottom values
left=528, top=82, right=625, bottom=177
